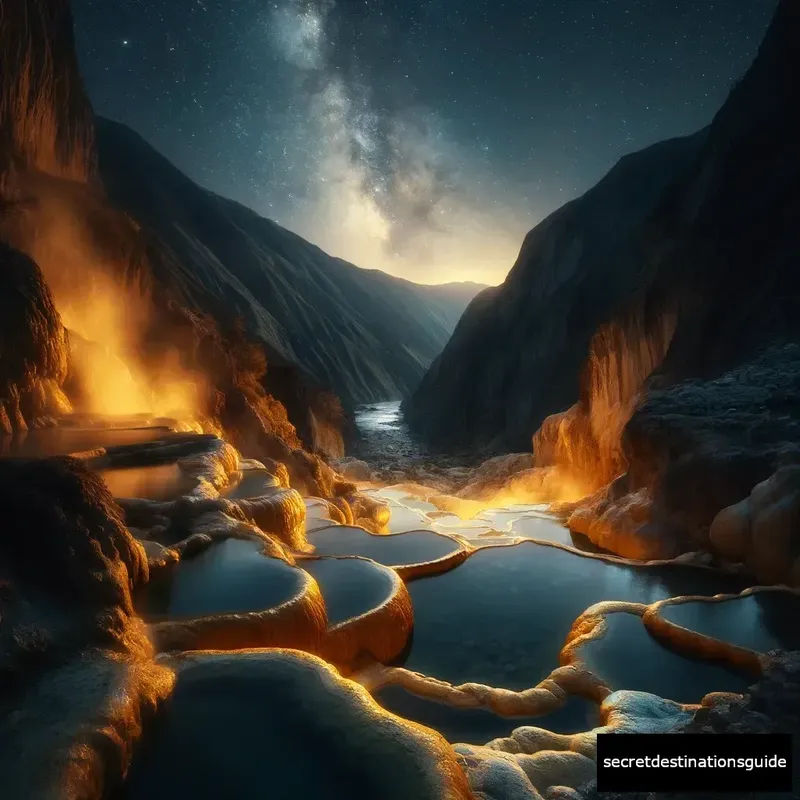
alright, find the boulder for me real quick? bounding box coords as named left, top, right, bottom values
left=337, top=457, right=374, bottom=483
left=577, top=651, right=800, bottom=800
left=710, top=466, right=800, bottom=585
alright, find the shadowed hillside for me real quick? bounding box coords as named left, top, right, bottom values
left=95, top=117, right=484, bottom=410
left=0, top=0, right=482, bottom=464
left=405, top=130, right=708, bottom=450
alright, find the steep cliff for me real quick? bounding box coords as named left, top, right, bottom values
left=405, top=130, right=707, bottom=451
left=0, top=0, right=94, bottom=182
left=0, top=0, right=482, bottom=461
left=0, top=241, right=70, bottom=432
left=585, top=0, right=800, bottom=573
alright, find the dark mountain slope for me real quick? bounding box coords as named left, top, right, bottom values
left=405, top=130, right=708, bottom=450
left=594, top=0, right=800, bottom=570
left=0, top=0, right=480, bottom=471
left=95, top=118, right=483, bottom=410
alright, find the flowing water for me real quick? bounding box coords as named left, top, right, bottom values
left=351, top=401, right=434, bottom=466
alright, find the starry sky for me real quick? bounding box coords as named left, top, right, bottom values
left=72, top=0, right=777, bottom=285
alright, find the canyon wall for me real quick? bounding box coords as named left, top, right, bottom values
left=404, top=130, right=707, bottom=452
left=0, top=0, right=94, bottom=182
left=0, top=0, right=335, bottom=470
left=0, top=0, right=88, bottom=430
left=408, top=0, right=800, bottom=580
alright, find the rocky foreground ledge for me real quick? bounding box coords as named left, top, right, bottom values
left=577, top=651, right=800, bottom=800
left=0, top=442, right=470, bottom=799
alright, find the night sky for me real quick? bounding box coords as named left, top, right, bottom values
left=72, top=0, right=777, bottom=285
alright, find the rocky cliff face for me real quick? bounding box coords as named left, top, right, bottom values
left=408, top=0, right=800, bottom=580
left=0, top=242, right=70, bottom=432
left=0, top=0, right=94, bottom=182
left=579, top=651, right=800, bottom=800
left=405, top=130, right=707, bottom=451
left=564, top=0, right=800, bottom=576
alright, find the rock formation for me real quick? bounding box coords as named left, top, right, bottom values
left=0, top=456, right=165, bottom=798
left=405, top=130, right=707, bottom=452
left=0, top=0, right=95, bottom=182
left=0, top=453, right=474, bottom=800
left=0, top=242, right=70, bottom=432
left=577, top=651, right=800, bottom=800
left=0, top=0, right=483, bottom=467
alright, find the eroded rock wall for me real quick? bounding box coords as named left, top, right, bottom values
left=564, top=0, right=800, bottom=564
left=409, top=0, right=800, bottom=576
left=0, top=457, right=168, bottom=799
left=0, top=0, right=95, bottom=182
left=0, top=241, right=70, bottom=432
left=578, top=651, right=800, bottom=800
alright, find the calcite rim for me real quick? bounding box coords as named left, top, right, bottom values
left=307, top=524, right=472, bottom=579
left=146, top=546, right=328, bottom=654
left=643, top=585, right=800, bottom=672
left=299, top=554, right=415, bottom=668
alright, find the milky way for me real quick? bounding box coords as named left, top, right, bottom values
left=72, top=0, right=776, bottom=284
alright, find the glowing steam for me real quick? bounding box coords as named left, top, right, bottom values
left=1, top=169, right=206, bottom=424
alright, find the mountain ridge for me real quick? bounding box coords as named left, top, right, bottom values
left=95, top=116, right=485, bottom=411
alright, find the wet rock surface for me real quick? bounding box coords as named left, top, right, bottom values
left=2, top=419, right=800, bottom=800
left=577, top=652, right=800, bottom=800
left=121, top=651, right=474, bottom=800
left=620, top=346, right=800, bottom=566
left=0, top=242, right=70, bottom=434
left=0, top=457, right=169, bottom=799
left=403, top=131, right=707, bottom=452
